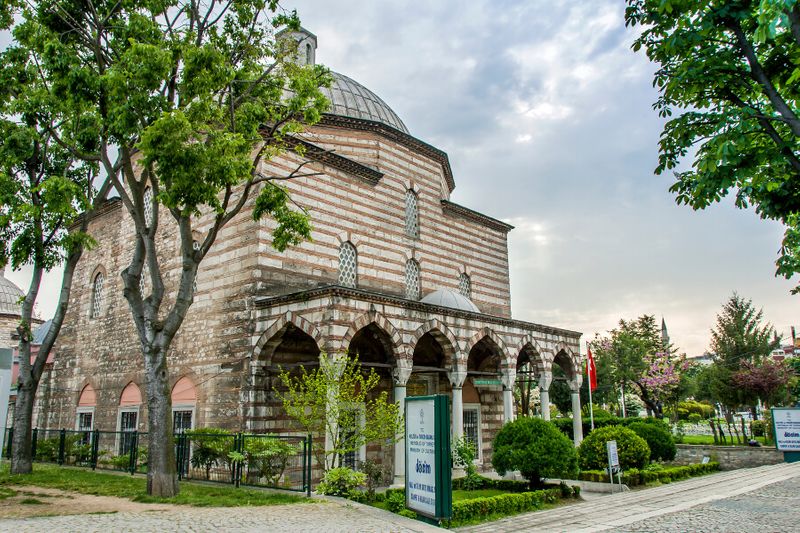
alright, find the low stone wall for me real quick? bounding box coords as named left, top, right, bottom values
left=673, top=444, right=783, bottom=470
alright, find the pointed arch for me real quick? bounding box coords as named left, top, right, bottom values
left=253, top=312, right=324, bottom=364
left=553, top=343, right=580, bottom=380
left=78, top=383, right=97, bottom=407
left=466, top=327, right=509, bottom=358
left=342, top=310, right=403, bottom=350
left=410, top=319, right=461, bottom=369
left=119, top=382, right=143, bottom=406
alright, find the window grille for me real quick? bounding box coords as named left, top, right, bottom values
left=91, top=273, right=104, bottom=318
left=143, top=187, right=153, bottom=227
left=405, top=259, right=420, bottom=300
left=405, top=189, right=419, bottom=237
left=119, top=411, right=138, bottom=455
left=463, top=408, right=480, bottom=458
left=458, top=273, right=471, bottom=299
left=338, top=242, right=358, bottom=288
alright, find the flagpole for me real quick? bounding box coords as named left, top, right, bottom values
left=586, top=354, right=595, bottom=430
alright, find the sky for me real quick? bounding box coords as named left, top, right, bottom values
left=4, top=0, right=797, bottom=356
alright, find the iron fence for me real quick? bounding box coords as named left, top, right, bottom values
left=3, top=427, right=312, bottom=495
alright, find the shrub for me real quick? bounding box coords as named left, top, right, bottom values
left=243, top=438, right=297, bottom=485
left=316, top=467, right=366, bottom=496
left=751, top=420, right=766, bottom=437
left=579, top=462, right=719, bottom=486
left=582, top=404, right=613, bottom=418
left=359, top=459, right=389, bottom=502
left=627, top=421, right=676, bottom=462
left=451, top=475, right=529, bottom=492
left=492, top=417, right=578, bottom=489
left=385, top=490, right=406, bottom=513
left=452, top=436, right=482, bottom=490
left=186, top=427, right=234, bottom=479
left=449, top=487, right=564, bottom=523
left=578, top=426, right=650, bottom=471
left=687, top=413, right=702, bottom=424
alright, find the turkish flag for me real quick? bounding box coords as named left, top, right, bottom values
left=587, top=347, right=597, bottom=392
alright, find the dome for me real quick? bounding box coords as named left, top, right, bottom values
left=322, top=72, right=409, bottom=134
left=0, top=272, right=23, bottom=317
left=420, top=289, right=481, bottom=313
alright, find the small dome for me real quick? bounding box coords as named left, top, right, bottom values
left=420, top=288, right=481, bottom=313
left=33, top=319, right=53, bottom=345
left=322, top=72, right=409, bottom=134
left=0, top=272, right=23, bottom=317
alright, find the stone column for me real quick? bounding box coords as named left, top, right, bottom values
left=392, top=359, right=413, bottom=485
left=570, top=375, right=584, bottom=445
left=448, top=369, right=468, bottom=441
left=539, top=371, right=553, bottom=421
left=500, top=366, right=517, bottom=423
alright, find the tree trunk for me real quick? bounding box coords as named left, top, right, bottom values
left=10, top=380, right=36, bottom=474
left=144, top=346, right=178, bottom=497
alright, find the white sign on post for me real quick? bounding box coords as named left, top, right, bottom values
left=405, top=398, right=437, bottom=517
left=607, top=440, right=619, bottom=467
left=773, top=408, right=800, bottom=452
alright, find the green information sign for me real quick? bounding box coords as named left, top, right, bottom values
left=405, top=394, right=452, bottom=522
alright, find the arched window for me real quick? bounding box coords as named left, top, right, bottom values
left=76, top=384, right=96, bottom=436
left=172, top=377, right=197, bottom=434
left=143, top=186, right=153, bottom=227
left=305, top=42, right=313, bottom=65
left=405, top=189, right=419, bottom=238
left=405, top=259, right=420, bottom=300
left=118, top=382, right=142, bottom=455
left=458, top=272, right=471, bottom=299
left=338, top=242, right=358, bottom=288
left=91, top=272, right=104, bottom=318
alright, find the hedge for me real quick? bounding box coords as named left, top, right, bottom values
left=552, top=415, right=670, bottom=441
left=452, top=475, right=529, bottom=492
left=578, top=462, right=719, bottom=486
left=449, top=487, right=574, bottom=524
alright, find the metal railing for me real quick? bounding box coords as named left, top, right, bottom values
left=3, top=427, right=312, bottom=495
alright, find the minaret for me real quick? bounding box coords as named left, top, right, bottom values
left=661, top=317, right=669, bottom=351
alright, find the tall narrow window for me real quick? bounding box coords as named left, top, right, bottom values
left=338, top=242, right=358, bottom=288
left=143, top=186, right=153, bottom=227
left=405, top=189, right=419, bottom=238
left=405, top=259, right=420, bottom=300
left=458, top=273, right=472, bottom=299
left=91, top=272, right=104, bottom=318
left=305, top=43, right=313, bottom=65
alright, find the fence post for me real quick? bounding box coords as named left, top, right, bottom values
left=58, top=429, right=66, bottom=465
left=176, top=433, right=186, bottom=481
left=129, top=431, right=138, bottom=475
left=91, top=429, right=100, bottom=470
left=234, top=433, right=242, bottom=488
left=306, top=434, right=312, bottom=497
left=30, top=428, right=38, bottom=460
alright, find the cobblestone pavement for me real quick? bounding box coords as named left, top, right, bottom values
left=0, top=498, right=444, bottom=533
left=459, top=462, right=800, bottom=533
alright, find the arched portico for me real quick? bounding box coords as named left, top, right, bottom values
left=553, top=346, right=584, bottom=445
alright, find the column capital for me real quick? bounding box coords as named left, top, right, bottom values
left=448, top=369, right=468, bottom=389
left=392, top=359, right=413, bottom=386
left=569, top=375, right=583, bottom=392
left=500, top=366, right=516, bottom=390
left=538, top=370, right=553, bottom=391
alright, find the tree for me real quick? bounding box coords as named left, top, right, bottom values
left=276, top=355, right=403, bottom=472
left=710, top=293, right=780, bottom=368
left=0, top=40, right=111, bottom=474
left=733, top=359, right=793, bottom=407
left=625, top=0, right=800, bottom=291
left=592, top=315, right=684, bottom=418
left=6, top=0, right=329, bottom=495
left=492, top=417, right=578, bottom=490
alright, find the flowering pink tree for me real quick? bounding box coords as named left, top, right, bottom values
left=732, top=360, right=793, bottom=408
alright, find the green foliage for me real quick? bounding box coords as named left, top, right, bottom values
left=492, top=417, right=578, bottom=488
left=751, top=420, right=767, bottom=437
left=276, top=354, right=403, bottom=471
left=582, top=404, right=612, bottom=418
left=578, top=426, right=650, bottom=471
left=359, top=459, right=389, bottom=502
left=675, top=400, right=715, bottom=420
left=687, top=413, right=702, bottom=424
left=451, top=475, right=530, bottom=493
left=243, top=438, right=297, bottom=485
left=626, top=421, right=677, bottom=462
left=385, top=490, right=406, bottom=513
left=579, top=462, right=720, bottom=486
left=625, top=0, right=800, bottom=291
left=448, top=488, right=563, bottom=526
left=315, top=466, right=366, bottom=497
left=452, top=436, right=481, bottom=491
left=185, top=428, right=234, bottom=480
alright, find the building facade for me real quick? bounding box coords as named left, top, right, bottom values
left=41, top=29, right=584, bottom=482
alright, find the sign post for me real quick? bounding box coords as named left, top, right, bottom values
left=771, top=407, right=800, bottom=463
left=405, top=394, right=452, bottom=524
left=606, top=440, right=621, bottom=492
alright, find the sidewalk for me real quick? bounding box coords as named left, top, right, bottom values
left=458, top=461, right=800, bottom=533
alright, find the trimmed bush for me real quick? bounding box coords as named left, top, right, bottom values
left=578, top=426, right=650, bottom=471
left=687, top=413, right=702, bottom=424
left=492, top=417, right=579, bottom=489
left=751, top=420, right=766, bottom=437
left=627, top=421, right=676, bottom=462
left=316, top=467, right=366, bottom=496
left=451, top=475, right=529, bottom=492
left=450, top=487, right=564, bottom=524
left=579, top=462, right=719, bottom=486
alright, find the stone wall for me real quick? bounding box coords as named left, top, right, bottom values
left=673, top=444, right=784, bottom=470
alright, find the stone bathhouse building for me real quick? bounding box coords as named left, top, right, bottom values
left=41, top=29, right=584, bottom=482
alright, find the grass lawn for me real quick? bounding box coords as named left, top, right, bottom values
left=0, top=463, right=307, bottom=507
left=680, top=435, right=770, bottom=446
